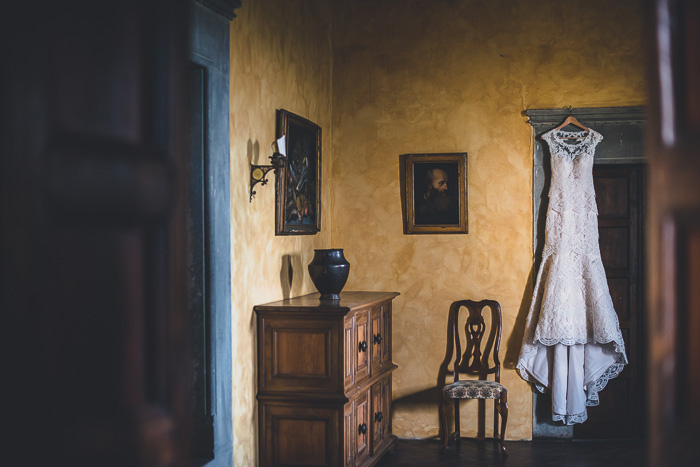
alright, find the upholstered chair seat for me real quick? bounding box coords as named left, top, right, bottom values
left=443, top=379, right=506, bottom=400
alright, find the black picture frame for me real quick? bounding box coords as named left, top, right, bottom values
left=401, top=153, right=468, bottom=234
left=275, top=109, right=322, bottom=235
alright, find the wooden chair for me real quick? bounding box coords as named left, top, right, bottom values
left=440, top=299, right=508, bottom=455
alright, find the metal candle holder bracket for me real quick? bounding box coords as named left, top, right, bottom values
left=249, top=138, right=287, bottom=202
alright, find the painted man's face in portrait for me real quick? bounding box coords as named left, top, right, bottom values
left=416, top=167, right=455, bottom=223
left=425, top=168, right=450, bottom=204
left=429, top=169, right=448, bottom=192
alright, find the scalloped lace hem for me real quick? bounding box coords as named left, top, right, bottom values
left=532, top=336, right=626, bottom=352
left=553, top=410, right=588, bottom=425
left=516, top=362, right=541, bottom=387
left=516, top=345, right=627, bottom=426
left=585, top=362, right=625, bottom=407
left=521, top=337, right=628, bottom=363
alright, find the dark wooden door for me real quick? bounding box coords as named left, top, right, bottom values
left=1, top=1, right=191, bottom=465
left=575, top=164, right=645, bottom=439
left=647, top=1, right=700, bottom=465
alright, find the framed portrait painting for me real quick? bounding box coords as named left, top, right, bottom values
left=275, top=109, right=322, bottom=235
left=401, top=153, right=468, bottom=234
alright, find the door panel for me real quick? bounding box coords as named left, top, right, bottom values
left=356, top=310, right=370, bottom=383
left=1, top=2, right=191, bottom=465
left=648, top=1, right=700, bottom=464
left=355, top=390, right=370, bottom=463
left=259, top=318, right=341, bottom=394
left=370, top=380, right=383, bottom=454
left=344, top=315, right=356, bottom=389
left=382, top=303, right=393, bottom=366
left=575, top=164, right=644, bottom=439
left=383, top=376, right=393, bottom=437
left=261, top=403, right=340, bottom=466
left=344, top=401, right=355, bottom=467
left=370, top=306, right=383, bottom=374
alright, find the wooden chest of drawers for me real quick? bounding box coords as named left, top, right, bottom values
left=254, top=291, right=399, bottom=466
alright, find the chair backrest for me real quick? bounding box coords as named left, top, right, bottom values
left=449, top=299, right=502, bottom=383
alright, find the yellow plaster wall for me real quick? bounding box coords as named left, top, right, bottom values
left=330, top=0, right=646, bottom=440
left=229, top=1, right=333, bottom=464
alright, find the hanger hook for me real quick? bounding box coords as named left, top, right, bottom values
left=566, top=105, right=573, bottom=115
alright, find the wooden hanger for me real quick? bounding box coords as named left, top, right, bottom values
left=555, top=115, right=590, bottom=139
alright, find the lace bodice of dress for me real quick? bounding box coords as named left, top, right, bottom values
left=541, top=129, right=603, bottom=258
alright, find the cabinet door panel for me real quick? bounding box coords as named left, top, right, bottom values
left=344, top=401, right=355, bottom=467
left=382, top=303, right=392, bottom=366
left=344, top=315, right=355, bottom=389
left=370, top=381, right=383, bottom=454
left=382, top=375, right=393, bottom=438
left=259, top=317, right=341, bottom=394
left=370, top=307, right=382, bottom=374
left=355, top=310, right=370, bottom=383
left=355, top=390, right=370, bottom=464
left=261, top=403, right=341, bottom=466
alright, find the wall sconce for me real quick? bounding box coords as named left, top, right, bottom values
left=250, top=136, right=287, bottom=202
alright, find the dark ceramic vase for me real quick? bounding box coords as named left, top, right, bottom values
left=308, top=249, right=350, bottom=301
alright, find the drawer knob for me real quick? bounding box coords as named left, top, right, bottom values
left=359, top=341, right=368, bottom=352
left=375, top=412, right=383, bottom=422
left=373, top=333, right=383, bottom=344
left=358, top=423, right=368, bottom=435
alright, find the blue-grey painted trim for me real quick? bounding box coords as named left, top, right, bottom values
left=525, top=106, right=646, bottom=439
left=196, top=0, right=242, bottom=20
left=190, top=2, right=232, bottom=465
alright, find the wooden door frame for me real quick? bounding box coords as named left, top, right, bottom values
left=524, top=106, right=646, bottom=439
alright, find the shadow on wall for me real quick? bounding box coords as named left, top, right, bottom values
left=392, top=271, right=536, bottom=440
left=503, top=264, right=535, bottom=369
left=280, top=254, right=304, bottom=299
left=391, top=385, right=442, bottom=440
left=393, top=300, right=515, bottom=440
left=247, top=138, right=260, bottom=164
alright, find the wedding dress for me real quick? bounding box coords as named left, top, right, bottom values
left=517, top=127, right=628, bottom=425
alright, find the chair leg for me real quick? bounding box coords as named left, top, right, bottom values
left=453, top=399, right=460, bottom=440
left=440, top=392, right=451, bottom=452
left=493, top=396, right=499, bottom=439
left=495, top=392, right=508, bottom=456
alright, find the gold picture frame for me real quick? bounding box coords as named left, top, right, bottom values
left=275, top=109, right=322, bottom=235
left=401, top=153, right=468, bottom=234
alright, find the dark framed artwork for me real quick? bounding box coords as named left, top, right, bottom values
left=401, top=153, right=468, bottom=234
left=275, top=109, right=322, bottom=235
